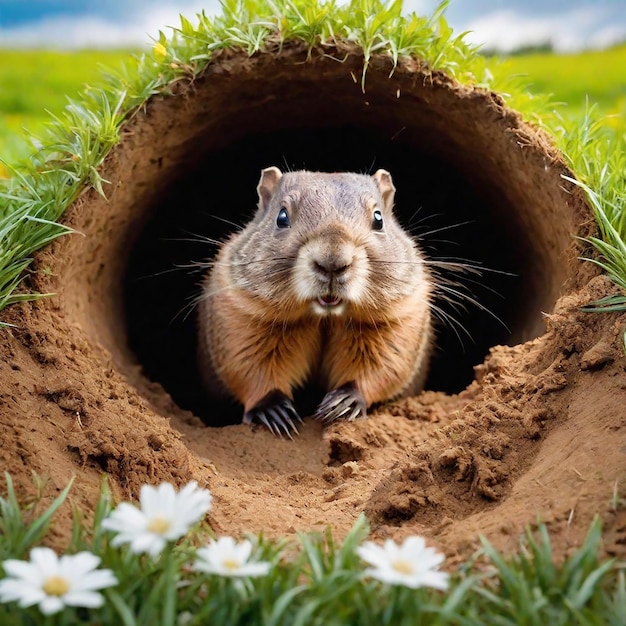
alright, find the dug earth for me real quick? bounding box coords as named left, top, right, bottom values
left=1, top=46, right=625, bottom=564
left=2, top=247, right=625, bottom=563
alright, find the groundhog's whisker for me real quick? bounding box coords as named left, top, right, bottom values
left=136, top=265, right=197, bottom=280
left=195, top=282, right=240, bottom=301
left=433, top=282, right=509, bottom=331
left=206, top=257, right=298, bottom=267
left=206, top=214, right=244, bottom=230
left=137, top=256, right=226, bottom=280
left=403, top=206, right=430, bottom=230
left=173, top=274, right=268, bottom=324
left=370, top=258, right=512, bottom=325
left=435, top=273, right=506, bottom=300
left=361, top=270, right=411, bottom=291
left=415, top=220, right=476, bottom=236
left=162, top=235, right=224, bottom=246
left=429, top=302, right=474, bottom=348
left=175, top=260, right=218, bottom=272
left=172, top=290, right=207, bottom=324
left=425, top=262, right=483, bottom=276
left=370, top=258, right=513, bottom=278
left=426, top=260, right=516, bottom=277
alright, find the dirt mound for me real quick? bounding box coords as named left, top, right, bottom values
left=1, top=43, right=625, bottom=561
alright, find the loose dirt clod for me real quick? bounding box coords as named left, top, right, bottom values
left=1, top=44, right=625, bottom=561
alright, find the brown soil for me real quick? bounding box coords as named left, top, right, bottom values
left=1, top=43, right=625, bottom=562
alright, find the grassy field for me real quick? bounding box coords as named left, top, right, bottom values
left=0, top=44, right=625, bottom=173
left=500, top=43, right=626, bottom=121
left=0, top=50, right=132, bottom=169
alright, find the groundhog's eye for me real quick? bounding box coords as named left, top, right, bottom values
left=276, top=207, right=290, bottom=229
left=372, top=209, right=384, bottom=231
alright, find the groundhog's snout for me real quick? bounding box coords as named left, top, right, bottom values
left=312, top=256, right=352, bottom=280
left=309, top=234, right=357, bottom=285
left=293, top=226, right=367, bottom=314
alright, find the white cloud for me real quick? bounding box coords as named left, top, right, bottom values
left=587, top=23, right=626, bottom=49
left=1, top=1, right=623, bottom=52
left=401, top=0, right=441, bottom=17
left=461, top=6, right=624, bottom=52
left=0, top=1, right=218, bottom=49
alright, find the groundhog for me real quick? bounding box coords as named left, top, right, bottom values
left=197, top=167, right=432, bottom=437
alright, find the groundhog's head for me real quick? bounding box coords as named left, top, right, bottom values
left=228, top=167, right=431, bottom=320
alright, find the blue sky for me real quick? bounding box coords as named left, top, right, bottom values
left=0, top=1, right=625, bottom=51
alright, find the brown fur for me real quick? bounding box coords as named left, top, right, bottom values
left=197, top=168, right=432, bottom=421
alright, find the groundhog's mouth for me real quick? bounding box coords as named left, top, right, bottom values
left=318, top=295, right=342, bottom=308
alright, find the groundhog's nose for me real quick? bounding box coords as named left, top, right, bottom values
left=312, top=258, right=351, bottom=280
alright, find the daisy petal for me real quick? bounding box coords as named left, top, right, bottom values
left=358, top=535, right=448, bottom=591
left=235, top=539, right=253, bottom=563
left=402, top=536, right=426, bottom=557
left=2, top=559, right=41, bottom=583
left=104, top=481, right=213, bottom=556
left=356, top=542, right=390, bottom=569
left=1, top=547, right=115, bottom=616
left=237, top=562, right=271, bottom=577
left=130, top=532, right=163, bottom=556
left=0, top=579, right=44, bottom=605
left=58, top=552, right=101, bottom=580
left=38, top=595, right=65, bottom=615
left=157, top=483, right=177, bottom=514
left=29, top=547, right=60, bottom=577
left=73, top=568, right=118, bottom=592
left=418, top=570, right=450, bottom=591
left=193, top=537, right=270, bottom=578
left=64, top=590, right=106, bottom=609
left=102, top=503, right=147, bottom=532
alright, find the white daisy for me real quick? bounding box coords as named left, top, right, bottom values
left=102, top=481, right=212, bottom=557
left=356, top=536, right=449, bottom=590
left=0, top=547, right=117, bottom=615
left=193, top=537, right=271, bottom=578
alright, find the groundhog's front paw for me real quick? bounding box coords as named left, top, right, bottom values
left=243, top=390, right=302, bottom=439
left=313, top=382, right=367, bottom=424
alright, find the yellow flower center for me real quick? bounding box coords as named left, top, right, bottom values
left=222, top=558, right=241, bottom=571
left=43, top=576, right=70, bottom=597
left=392, top=559, right=414, bottom=576
left=147, top=516, right=171, bottom=534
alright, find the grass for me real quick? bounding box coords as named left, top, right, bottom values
left=1, top=43, right=625, bottom=164
left=0, top=474, right=624, bottom=625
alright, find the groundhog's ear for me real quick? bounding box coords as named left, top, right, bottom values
left=257, top=166, right=283, bottom=211
left=372, top=169, right=396, bottom=210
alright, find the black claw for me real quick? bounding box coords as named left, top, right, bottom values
left=284, top=402, right=303, bottom=425
left=314, top=381, right=367, bottom=425
left=258, top=412, right=278, bottom=436
left=283, top=414, right=299, bottom=433
left=267, top=407, right=292, bottom=440
left=243, top=390, right=302, bottom=438
left=347, top=404, right=362, bottom=422
left=274, top=408, right=298, bottom=438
